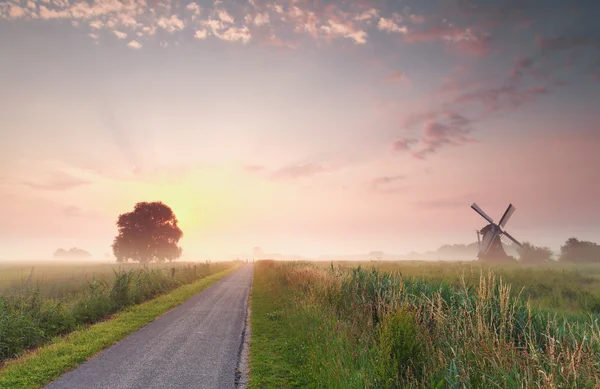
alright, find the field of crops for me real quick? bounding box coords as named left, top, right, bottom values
left=250, top=260, right=600, bottom=389
left=0, top=260, right=237, bottom=365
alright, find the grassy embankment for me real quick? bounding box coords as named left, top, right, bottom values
left=0, top=261, right=240, bottom=388
left=250, top=260, right=600, bottom=389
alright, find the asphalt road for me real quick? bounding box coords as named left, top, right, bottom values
left=45, top=264, right=253, bottom=389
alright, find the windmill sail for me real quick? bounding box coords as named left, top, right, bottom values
left=498, top=204, right=516, bottom=228
left=471, top=203, right=495, bottom=224
left=501, top=231, right=522, bottom=248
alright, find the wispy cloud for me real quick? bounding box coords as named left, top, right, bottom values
left=63, top=205, right=99, bottom=218
left=386, top=71, right=406, bottom=82
left=23, top=172, right=91, bottom=191
left=369, top=175, right=406, bottom=194
left=393, top=110, right=475, bottom=160
left=270, top=163, right=329, bottom=180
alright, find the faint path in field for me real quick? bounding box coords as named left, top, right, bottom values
left=45, top=264, right=253, bottom=389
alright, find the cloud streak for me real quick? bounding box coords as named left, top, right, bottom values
left=23, top=173, right=91, bottom=191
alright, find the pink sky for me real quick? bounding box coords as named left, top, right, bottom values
left=0, top=0, right=599, bottom=260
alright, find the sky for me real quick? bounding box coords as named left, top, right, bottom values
left=0, top=0, right=599, bottom=260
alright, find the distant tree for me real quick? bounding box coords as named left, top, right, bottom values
left=54, top=247, right=92, bottom=259
left=559, top=237, right=600, bottom=263
left=517, top=242, right=553, bottom=263
left=112, top=201, right=183, bottom=263
left=369, top=251, right=384, bottom=261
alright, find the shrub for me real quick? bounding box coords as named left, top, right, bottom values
left=375, top=308, right=427, bottom=388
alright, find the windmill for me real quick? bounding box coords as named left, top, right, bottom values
left=471, top=202, right=523, bottom=261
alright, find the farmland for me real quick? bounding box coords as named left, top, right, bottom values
left=0, top=260, right=237, bottom=365
left=250, top=260, right=600, bottom=388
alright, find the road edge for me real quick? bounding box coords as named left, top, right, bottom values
left=235, top=264, right=253, bottom=388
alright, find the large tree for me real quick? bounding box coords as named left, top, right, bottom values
left=112, top=201, right=183, bottom=263
left=560, top=237, right=600, bottom=263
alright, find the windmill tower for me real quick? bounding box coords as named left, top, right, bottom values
left=471, top=202, right=523, bottom=261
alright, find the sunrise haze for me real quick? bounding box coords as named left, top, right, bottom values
left=0, top=0, right=599, bottom=260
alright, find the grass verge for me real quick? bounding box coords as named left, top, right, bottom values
left=250, top=261, right=600, bottom=388
left=248, top=261, right=312, bottom=388
left=0, top=265, right=240, bottom=389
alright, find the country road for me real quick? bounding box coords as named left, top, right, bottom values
left=45, top=264, right=253, bottom=389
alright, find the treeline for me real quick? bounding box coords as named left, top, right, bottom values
left=520, top=237, right=600, bottom=263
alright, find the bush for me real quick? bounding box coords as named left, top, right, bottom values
left=374, top=308, right=427, bottom=388
left=518, top=242, right=553, bottom=263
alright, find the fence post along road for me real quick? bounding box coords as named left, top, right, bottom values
left=45, top=264, right=253, bottom=389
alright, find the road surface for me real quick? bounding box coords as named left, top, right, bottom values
left=46, top=264, right=253, bottom=389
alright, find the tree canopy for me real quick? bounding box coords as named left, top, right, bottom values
left=560, top=237, right=600, bottom=263
left=517, top=242, right=553, bottom=263
left=112, top=201, right=183, bottom=263
left=53, top=247, right=92, bottom=259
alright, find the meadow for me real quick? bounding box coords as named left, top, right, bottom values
left=0, top=260, right=237, bottom=365
left=250, top=260, right=600, bottom=389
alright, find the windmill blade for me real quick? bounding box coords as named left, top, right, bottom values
left=471, top=203, right=495, bottom=225
left=501, top=230, right=522, bottom=248
left=498, top=204, right=516, bottom=228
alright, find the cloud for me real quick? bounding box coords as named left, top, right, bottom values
left=127, top=40, right=142, bottom=49
left=62, top=206, right=98, bottom=218
left=509, top=56, right=535, bottom=80
left=245, top=12, right=269, bottom=26
left=186, top=2, right=201, bottom=16
left=378, top=18, right=407, bottom=34
left=89, top=19, right=103, bottom=29
left=392, top=138, right=418, bottom=152
left=157, top=15, right=185, bottom=33
left=321, top=20, right=367, bottom=44
left=409, top=14, right=425, bottom=24
left=369, top=175, right=406, bottom=194
left=270, top=163, right=328, bottom=180
left=535, top=34, right=598, bottom=52
left=354, top=9, right=379, bottom=23
left=23, top=173, right=91, bottom=191
left=200, top=17, right=251, bottom=43
left=113, top=30, right=127, bottom=39
left=393, top=111, right=475, bottom=159
left=9, top=4, right=27, bottom=18
left=217, top=9, right=234, bottom=24
left=372, top=175, right=405, bottom=187
left=454, top=83, right=549, bottom=111
left=194, top=29, right=208, bottom=40
left=220, top=26, right=252, bottom=43
left=386, top=71, right=406, bottom=82
left=404, top=24, right=492, bottom=56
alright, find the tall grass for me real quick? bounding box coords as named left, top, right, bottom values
left=262, top=261, right=600, bottom=388
left=0, top=262, right=235, bottom=364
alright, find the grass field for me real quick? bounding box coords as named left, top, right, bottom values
left=0, top=265, right=240, bottom=389
left=0, top=260, right=238, bottom=365
left=250, top=260, right=600, bottom=389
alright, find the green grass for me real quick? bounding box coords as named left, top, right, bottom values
left=0, top=265, right=239, bottom=389
left=0, top=262, right=235, bottom=363
left=250, top=261, right=600, bottom=389
left=248, top=261, right=313, bottom=388
left=0, top=261, right=215, bottom=300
